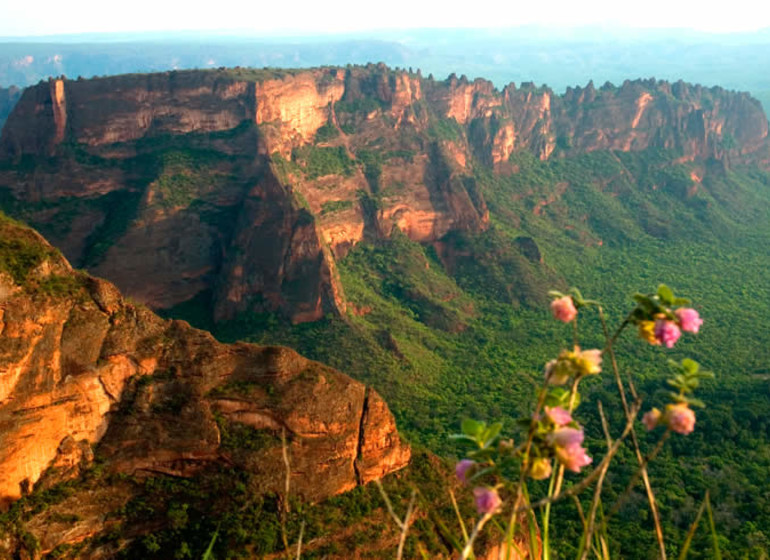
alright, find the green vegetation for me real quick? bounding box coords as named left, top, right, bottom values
left=214, top=414, right=280, bottom=452
left=314, top=122, right=340, bottom=143
left=335, top=97, right=385, bottom=115
left=207, top=143, right=770, bottom=558
left=320, top=199, right=354, bottom=215
left=0, top=232, right=51, bottom=284
left=428, top=117, right=463, bottom=142
left=291, top=145, right=355, bottom=179
left=149, top=150, right=231, bottom=209
left=356, top=148, right=384, bottom=192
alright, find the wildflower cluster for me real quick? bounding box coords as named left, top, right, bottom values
left=631, top=284, right=703, bottom=348
left=448, top=284, right=712, bottom=559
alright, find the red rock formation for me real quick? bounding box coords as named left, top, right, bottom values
left=0, top=217, right=409, bottom=509
left=0, top=67, right=765, bottom=325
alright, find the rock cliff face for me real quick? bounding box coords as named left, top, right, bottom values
left=0, top=85, right=21, bottom=133
left=0, top=216, right=410, bottom=518
left=0, top=66, right=765, bottom=324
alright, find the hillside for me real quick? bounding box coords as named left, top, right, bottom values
left=1, top=66, right=770, bottom=557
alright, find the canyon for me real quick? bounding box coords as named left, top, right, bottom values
left=0, top=64, right=769, bottom=558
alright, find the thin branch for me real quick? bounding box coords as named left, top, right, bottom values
left=449, top=488, right=471, bottom=544
left=571, top=494, right=587, bottom=529
left=280, top=427, right=292, bottom=558
left=281, top=428, right=291, bottom=513
left=599, top=307, right=667, bottom=560
left=461, top=512, right=495, bottom=560
left=579, top=402, right=614, bottom=560
left=295, top=521, right=305, bottom=560
left=396, top=490, right=418, bottom=560
left=375, top=479, right=405, bottom=530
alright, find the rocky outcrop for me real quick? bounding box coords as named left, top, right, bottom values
left=0, top=217, right=409, bottom=509
left=0, top=66, right=765, bottom=325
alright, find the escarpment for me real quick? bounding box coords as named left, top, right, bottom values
left=0, top=65, right=766, bottom=324
left=0, top=216, right=410, bottom=521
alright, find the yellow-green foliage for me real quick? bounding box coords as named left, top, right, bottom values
left=0, top=213, right=54, bottom=284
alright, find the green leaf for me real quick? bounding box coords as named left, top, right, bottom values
left=683, top=396, right=706, bottom=408
left=202, top=528, right=219, bottom=560
left=482, top=422, right=504, bottom=447
left=548, top=290, right=565, bottom=298
left=674, top=297, right=692, bottom=306
left=657, top=284, right=675, bottom=304
left=682, top=358, right=699, bottom=374
left=669, top=391, right=686, bottom=402
left=461, top=419, right=485, bottom=438
left=569, top=287, right=585, bottom=305
left=449, top=434, right=479, bottom=443
left=666, top=379, right=682, bottom=389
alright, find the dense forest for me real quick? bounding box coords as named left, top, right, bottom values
left=168, top=149, right=770, bottom=557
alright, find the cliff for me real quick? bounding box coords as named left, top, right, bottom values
left=0, top=213, right=410, bottom=554
left=0, top=85, right=21, bottom=133
left=0, top=66, right=766, bottom=324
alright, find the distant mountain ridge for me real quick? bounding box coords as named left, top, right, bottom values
left=0, top=65, right=766, bottom=325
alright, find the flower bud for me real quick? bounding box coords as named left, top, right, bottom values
left=575, top=348, right=602, bottom=376
left=544, top=406, right=573, bottom=427
left=550, top=427, right=585, bottom=448
left=638, top=321, right=661, bottom=346
left=675, top=308, right=703, bottom=334
left=455, top=459, right=475, bottom=485
left=473, top=487, right=502, bottom=515
left=654, top=319, right=681, bottom=348
left=551, top=296, right=577, bottom=323
left=642, top=408, right=662, bottom=431
left=554, top=442, right=593, bottom=473
left=530, top=458, right=553, bottom=480
left=665, top=403, right=696, bottom=435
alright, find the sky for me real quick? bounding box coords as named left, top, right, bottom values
left=2, top=0, right=769, bottom=37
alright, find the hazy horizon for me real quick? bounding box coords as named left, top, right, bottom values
left=3, top=0, right=770, bottom=37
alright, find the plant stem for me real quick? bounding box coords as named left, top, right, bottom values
left=543, top=376, right=581, bottom=559
left=599, top=307, right=667, bottom=560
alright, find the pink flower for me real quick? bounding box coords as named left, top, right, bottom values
left=550, top=427, right=585, bottom=448
left=551, top=296, right=577, bottom=323
left=654, top=319, right=681, bottom=348
left=666, top=404, right=696, bottom=435
left=545, top=406, right=573, bottom=427
left=642, top=408, right=662, bottom=431
left=555, top=443, right=593, bottom=473
left=675, top=308, right=703, bottom=334
left=455, top=459, right=475, bottom=485
left=473, top=487, right=502, bottom=515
